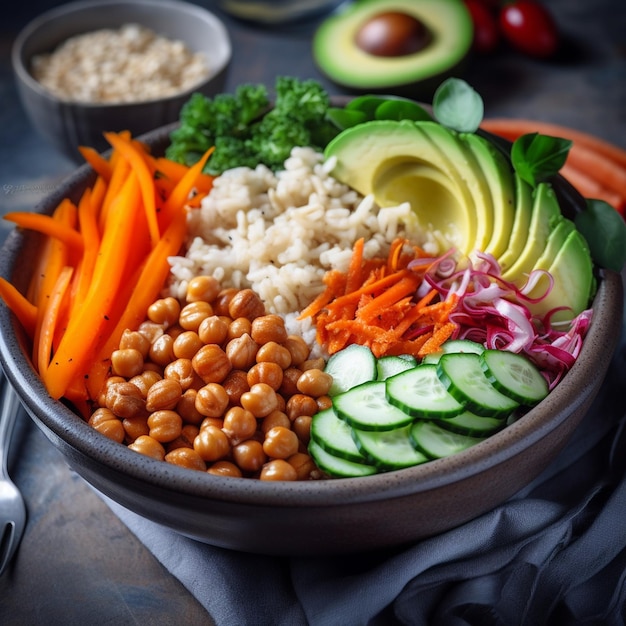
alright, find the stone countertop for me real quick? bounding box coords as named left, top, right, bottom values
left=0, top=1, right=624, bottom=624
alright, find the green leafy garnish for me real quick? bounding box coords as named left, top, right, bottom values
left=575, top=199, right=626, bottom=272
left=166, top=77, right=339, bottom=175
left=432, top=78, right=484, bottom=133
left=510, top=133, right=572, bottom=187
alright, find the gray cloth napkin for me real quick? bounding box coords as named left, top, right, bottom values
left=105, top=326, right=626, bottom=626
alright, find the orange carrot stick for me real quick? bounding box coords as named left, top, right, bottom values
left=4, top=211, right=83, bottom=252
left=0, top=277, right=38, bottom=338
left=78, top=145, right=113, bottom=182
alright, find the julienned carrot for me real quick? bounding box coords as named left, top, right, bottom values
left=303, top=238, right=458, bottom=358
left=78, top=145, right=113, bottom=182
left=0, top=277, right=37, bottom=338
left=72, top=187, right=100, bottom=311
left=154, top=156, right=215, bottom=193
left=104, top=131, right=160, bottom=247
left=4, top=211, right=84, bottom=252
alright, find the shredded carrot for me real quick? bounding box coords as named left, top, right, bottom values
left=301, top=238, right=458, bottom=358
left=0, top=277, right=38, bottom=338
left=4, top=211, right=83, bottom=252
left=78, top=145, right=113, bottom=182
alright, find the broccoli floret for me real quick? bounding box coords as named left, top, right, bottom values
left=166, top=77, right=339, bottom=175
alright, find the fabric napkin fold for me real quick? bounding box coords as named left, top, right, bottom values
left=106, top=325, right=626, bottom=626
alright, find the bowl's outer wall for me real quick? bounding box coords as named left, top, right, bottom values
left=0, top=125, right=623, bottom=555
left=12, top=0, right=231, bottom=161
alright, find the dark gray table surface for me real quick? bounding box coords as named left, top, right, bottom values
left=0, top=1, right=624, bottom=624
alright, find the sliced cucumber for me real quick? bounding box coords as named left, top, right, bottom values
left=309, top=408, right=368, bottom=463
left=386, top=364, right=464, bottom=418
left=410, top=420, right=485, bottom=459
left=308, top=440, right=377, bottom=478
left=333, top=381, right=414, bottom=431
left=376, top=355, right=417, bottom=380
left=480, top=349, right=549, bottom=405
left=437, top=352, right=519, bottom=418
left=436, top=409, right=505, bottom=436
left=325, top=344, right=377, bottom=396
left=422, top=339, right=485, bottom=364
left=352, top=425, right=429, bottom=470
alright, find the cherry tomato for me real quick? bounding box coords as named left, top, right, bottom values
left=499, top=1, right=560, bottom=58
left=464, top=0, right=500, bottom=54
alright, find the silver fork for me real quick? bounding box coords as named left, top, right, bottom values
left=0, top=373, right=27, bottom=576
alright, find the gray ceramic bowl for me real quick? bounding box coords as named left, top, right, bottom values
left=214, top=0, right=347, bottom=23
left=0, top=123, right=623, bottom=556
left=12, top=0, right=231, bottom=162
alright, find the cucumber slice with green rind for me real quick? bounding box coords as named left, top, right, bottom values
left=310, top=408, right=369, bottom=463
left=324, top=343, right=377, bottom=396
left=351, top=425, right=430, bottom=470
left=376, top=355, right=417, bottom=380
left=436, top=410, right=506, bottom=436
left=480, top=349, right=549, bottom=405
left=422, top=338, right=485, bottom=364
left=333, top=381, right=414, bottom=431
left=437, top=353, right=519, bottom=418
left=308, top=440, right=377, bottom=478
left=410, top=420, right=485, bottom=459
left=386, top=364, right=465, bottom=418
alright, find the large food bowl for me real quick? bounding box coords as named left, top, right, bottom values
left=0, top=123, right=622, bottom=556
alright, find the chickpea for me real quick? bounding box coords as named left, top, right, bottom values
left=198, top=315, right=229, bottom=345
left=145, top=378, right=183, bottom=412
left=260, top=459, right=298, bottom=481
left=232, top=439, right=266, bottom=473
left=166, top=424, right=200, bottom=451
left=88, top=408, right=125, bottom=443
left=288, top=452, right=317, bottom=480
left=164, top=358, right=198, bottom=391
left=285, top=394, right=318, bottom=421
left=263, top=426, right=299, bottom=459
left=292, top=415, right=312, bottom=444
left=147, top=410, right=183, bottom=443
left=119, top=329, right=151, bottom=358
left=207, top=460, right=242, bottom=478
left=256, top=342, right=292, bottom=370
left=195, top=383, right=229, bottom=417
left=199, top=416, right=224, bottom=430
left=176, top=389, right=204, bottom=425
left=173, top=331, right=203, bottom=359
left=301, top=357, right=326, bottom=372
left=194, top=425, right=230, bottom=462
left=105, top=381, right=145, bottom=418
left=129, top=370, right=162, bottom=399
left=225, top=333, right=258, bottom=370
left=165, top=447, right=207, bottom=471
left=96, top=375, right=125, bottom=407
left=221, top=370, right=250, bottom=406
left=192, top=344, right=232, bottom=383
left=282, top=335, right=310, bottom=367
left=227, top=317, right=252, bottom=340
left=247, top=362, right=283, bottom=390
left=122, top=414, right=150, bottom=442
left=128, top=435, right=165, bottom=461
left=279, top=367, right=302, bottom=397
left=228, top=288, right=265, bottom=321
left=213, top=288, right=239, bottom=317
left=250, top=315, right=287, bottom=344
left=137, top=320, right=165, bottom=344
left=240, top=383, right=278, bottom=418
left=147, top=297, right=180, bottom=327
left=149, top=333, right=175, bottom=367
left=222, top=406, right=257, bottom=444
left=166, top=324, right=185, bottom=340
left=179, top=301, right=214, bottom=331
left=296, top=369, right=333, bottom=398
left=186, top=275, right=220, bottom=303
left=260, top=410, right=290, bottom=434
left=316, top=395, right=333, bottom=411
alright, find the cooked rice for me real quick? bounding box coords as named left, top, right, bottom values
left=166, top=147, right=438, bottom=335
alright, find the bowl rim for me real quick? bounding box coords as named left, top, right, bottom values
left=11, top=0, right=232, bottom=109
left=0, top=122, right=623, bottom=508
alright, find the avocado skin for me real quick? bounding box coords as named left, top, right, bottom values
left=312, top=0, right=473, bottom=96
left=325, top=118, right=595, bottom=321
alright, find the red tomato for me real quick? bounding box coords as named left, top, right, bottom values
left=499, top=1, right=560, bottom=58
left=464, top=0, right=500, bottom=54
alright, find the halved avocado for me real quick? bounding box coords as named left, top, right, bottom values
left=312, top=0, right=474, bottom=94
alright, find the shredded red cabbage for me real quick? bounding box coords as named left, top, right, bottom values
left=409, top=251, right=592, bottom=389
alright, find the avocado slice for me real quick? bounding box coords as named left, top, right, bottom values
left=312, top=0, right=473, bottom=94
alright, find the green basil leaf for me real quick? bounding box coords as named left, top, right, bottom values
left=374, top=99, right=432, bottom=122
left=326, top=107, right=368, bottom=130
left=432, top=78, right=484, bottom=133
left=511, top=133, right=572, bottom=186
left=574, top=199, right=626, bottom=271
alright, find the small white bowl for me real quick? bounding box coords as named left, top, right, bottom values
left=12, top=0, right=232, bottom=161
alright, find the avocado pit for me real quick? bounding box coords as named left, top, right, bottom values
left=355, top=11, right=432, bottom=57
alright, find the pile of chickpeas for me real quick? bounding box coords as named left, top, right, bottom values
left=88, top=276, right=332, bottom=481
